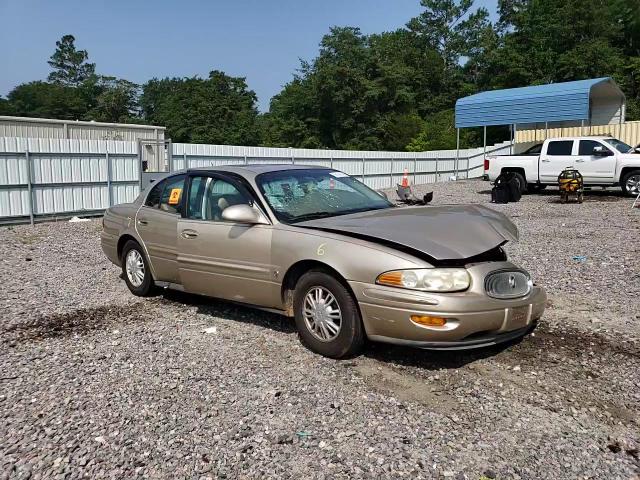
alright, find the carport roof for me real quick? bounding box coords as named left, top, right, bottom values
left=455, top=77, right=625, bottom=128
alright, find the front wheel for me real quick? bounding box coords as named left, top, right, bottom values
left=293, top=271, right=364, bottom=359
left=121, top=240, right=157, bottom=296
left=621, top=170, right=640, bottom=197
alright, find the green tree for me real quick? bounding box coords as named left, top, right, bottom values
left=0, top=96, right=13, bottom=115
left=6, top=81, right=93, bottom=119
left=407, top=0, right=491, bottom=72
left=89, top=77, right=140, bottom=123
left=47, top=35, right=96, bottom=86
left=141, top=71, right=260, bottom=144
left=263, top=26, right=449, bottom=150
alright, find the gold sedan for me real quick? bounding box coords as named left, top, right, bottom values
left=102, top=165, right=546, bottom=358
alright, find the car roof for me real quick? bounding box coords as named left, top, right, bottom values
left=546, top=136, right=614, bottom=141
left=188, top=164, right=329, bottom=175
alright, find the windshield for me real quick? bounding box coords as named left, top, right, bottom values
left=256, top=169, right=393, bottom=223
left=606, top=138, right=632, bottom=153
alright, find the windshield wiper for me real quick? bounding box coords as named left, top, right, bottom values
left=290, top=211, right=337, bottom=223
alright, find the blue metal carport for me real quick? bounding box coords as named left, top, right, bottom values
left=453, top=77, right=626, bottom=175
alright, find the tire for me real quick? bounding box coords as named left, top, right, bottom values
left=121, top=240, right=156, bottom=297
left=293, top=270, right=364, bottom=359
left=512, top=172, right=527, bottom=193
left=621, top=170, right=640, bottom=197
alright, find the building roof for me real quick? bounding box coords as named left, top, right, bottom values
left=455, top=77, right=625, bottom=128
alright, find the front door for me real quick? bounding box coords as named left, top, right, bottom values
left=176, top=174, right=280, bottom=308
left=136, top=174, right=185, bottom=282
left=539, top=140, right=576, bottom=183
left=574, top=139, right=616, bottom=183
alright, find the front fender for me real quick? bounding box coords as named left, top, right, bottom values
left=272, top=226, right=429, bottom=285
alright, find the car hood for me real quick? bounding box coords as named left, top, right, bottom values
left=295, top=205, right=518, bottom=260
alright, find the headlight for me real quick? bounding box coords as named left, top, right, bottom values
left=376, top=268, right=470, bottom=292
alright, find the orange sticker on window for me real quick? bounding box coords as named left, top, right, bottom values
left=168, top=188, right=182, bottom=205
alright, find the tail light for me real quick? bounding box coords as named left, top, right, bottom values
left=484, top=158, right=490, bottom=171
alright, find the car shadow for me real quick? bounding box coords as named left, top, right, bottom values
left=160, top=289, right=297, bottom=334
left=159, top=289, right=524, bottom=369
left=362, top=335, right=522, bottom=370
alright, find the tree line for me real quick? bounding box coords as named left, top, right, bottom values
left=1, top=0, right=638, bottom=151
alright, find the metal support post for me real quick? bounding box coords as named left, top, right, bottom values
left=25, top=150, right=34, bottom=226
left=106, top=150, right=113, bottom=207
left=413, top=157, right=417, bottom=184
left=361, top=157, right=365, bottom=182
left=167, top=140, right=173, bottom=172
left=390, top=155, right=394, bottom=188
left=455, top=128, right=460, bottom=178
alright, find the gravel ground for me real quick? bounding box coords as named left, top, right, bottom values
left=1, top=180, right=639, bottom=479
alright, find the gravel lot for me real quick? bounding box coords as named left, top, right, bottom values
left=1, top=180, right=639, bottom=479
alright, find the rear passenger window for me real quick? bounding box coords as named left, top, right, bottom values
left=159, top=174, right=186, bottom=215
left=547, top=141, right=574, bottom=156
left=144, top=180, right=165, bottom=208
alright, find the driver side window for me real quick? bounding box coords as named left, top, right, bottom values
left=579, top=140, right=611, bottom=156
left=186, top=176, right=251, bottom=222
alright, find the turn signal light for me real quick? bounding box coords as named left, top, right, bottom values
left=484, top=158, right=490, bottom=170
left=410, top=315, right=447, bottom=327
left=376, top=271, right=403, bottom=287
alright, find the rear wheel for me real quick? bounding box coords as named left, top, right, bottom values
left=513, top=172, right=528, bottom=193
left=293, top=270, right=364, bottom=359
left=621, top=170, right=640, bottom=197
left=121, top=240, right=156, bottom=297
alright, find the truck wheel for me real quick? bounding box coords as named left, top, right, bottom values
left=513, top=172, right=527, bottom=193
left=621, top=170, right=640, bottom=197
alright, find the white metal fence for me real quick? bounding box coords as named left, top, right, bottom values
left=0, top=137, right=512, bottom=224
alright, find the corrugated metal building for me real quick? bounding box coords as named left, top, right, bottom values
left=0, top=116, right=165, bottom=142
left=0, top=116, right=167, bottom=171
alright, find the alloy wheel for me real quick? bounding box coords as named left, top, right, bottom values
left=125, top=249, right=145, bottom=287
left=626, top=174, right=640, bottom=195
left=302, top=286, right=342, bottom=342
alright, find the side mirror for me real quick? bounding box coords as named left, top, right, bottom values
left=221, top=204, right=269, bottom=225
left=592, top=146, right=612, bottom=157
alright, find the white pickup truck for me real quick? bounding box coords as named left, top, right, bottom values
left=485, top=136, right=640, bottom=196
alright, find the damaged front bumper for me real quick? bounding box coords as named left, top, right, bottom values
left=349, top=261, right=547, bottom=350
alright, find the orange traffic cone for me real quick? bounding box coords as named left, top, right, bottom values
left=401, top=168, right=409, bottom=187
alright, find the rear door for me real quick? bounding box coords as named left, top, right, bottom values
left=136, top=174, right=185, bottom=283
left=539, top=140, right=575, bottom=183
left=176, top=173, right=280, bottom=308
left=575, top=139, right=616, bottom=183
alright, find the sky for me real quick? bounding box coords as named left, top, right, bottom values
left=0, top=0, right=498, bottom=112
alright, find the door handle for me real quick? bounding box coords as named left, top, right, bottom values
left=575, top=159, right=585, bottom=163
left=541, top=159, right=550, bottom=163
left=137, top=218, right=148, bottom=226
left=181, top=229, right=199, bottom=239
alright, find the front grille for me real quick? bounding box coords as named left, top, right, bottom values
left=485, top=270, right=531, bottom=299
